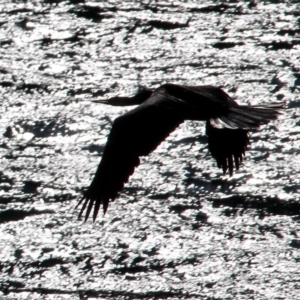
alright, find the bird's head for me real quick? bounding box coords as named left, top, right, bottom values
left=93, top=89, right=153, bottom=106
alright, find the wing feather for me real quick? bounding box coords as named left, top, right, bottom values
left=77, top=103, right=183, bottom=221
left=206, top=121, right=250, bottom=176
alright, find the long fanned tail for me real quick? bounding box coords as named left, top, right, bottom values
left=210, top=102, right=285, bottom=129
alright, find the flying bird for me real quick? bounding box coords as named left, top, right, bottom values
left=76, top=84, right=284, bottom=221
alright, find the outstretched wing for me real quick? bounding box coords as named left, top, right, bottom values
left=206, top=122, right=250, bottom=176
left=204, top=92, right=283, bottom=175
left=76, top=95, right=184, bottom=221
left=77, top=84, right=284, bottom=221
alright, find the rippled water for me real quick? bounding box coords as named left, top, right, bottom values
left=0, top=1, right=299, bottom=299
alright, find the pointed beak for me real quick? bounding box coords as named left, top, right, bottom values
left=91, top=99, right=111, bottom=104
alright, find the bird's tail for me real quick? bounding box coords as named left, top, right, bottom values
left=210, top=102, right=285, bottom=129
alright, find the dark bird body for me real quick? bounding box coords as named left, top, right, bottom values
left=76, top=84, right=284, bottom=221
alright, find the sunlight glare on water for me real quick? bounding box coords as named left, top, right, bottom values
left=0, top=1, right=299, bottom=299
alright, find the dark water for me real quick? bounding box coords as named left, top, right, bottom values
left=0, top=0, right=299, bottom=299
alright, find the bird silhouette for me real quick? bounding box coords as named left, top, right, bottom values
left=76, top=84, right=284, bottom=221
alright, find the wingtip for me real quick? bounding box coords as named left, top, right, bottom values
left=103, top=200, right=109, bottom=215
left=222, top=164, right=227, bottom=175
left=75, top=193, right=95, bottom=223
left=93, top=200, right=101, bottom=222
left=75, top=196, right=85, bottom=210
left=76, top=196, right=89, bottom=221
left=75, top=193, right=110, bottom=222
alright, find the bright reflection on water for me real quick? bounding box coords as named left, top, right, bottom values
left=0, top=0, right=299, bottom=299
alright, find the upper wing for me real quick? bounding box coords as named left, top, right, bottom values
left=206, top=121, right=250, bottom=176
left=76, top=96, right=184, bottom=221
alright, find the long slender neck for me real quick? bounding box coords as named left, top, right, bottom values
left=103, top=89, right=153, bottom=106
